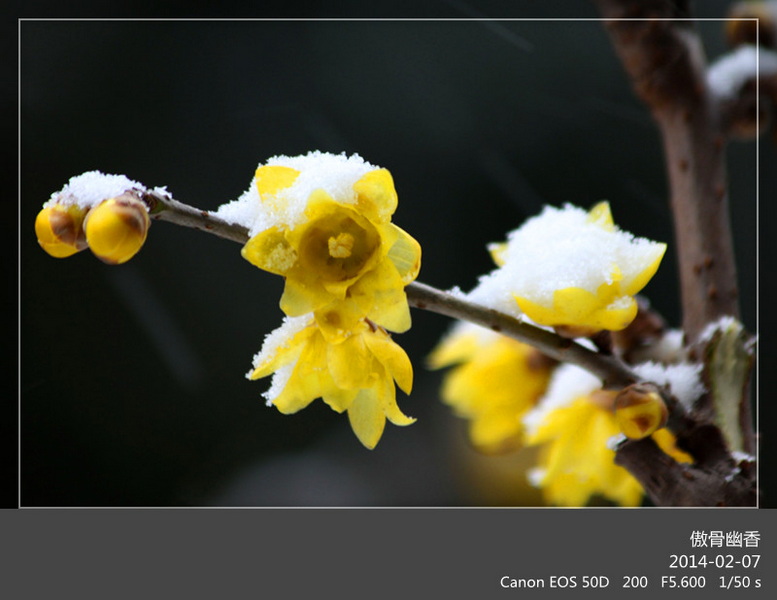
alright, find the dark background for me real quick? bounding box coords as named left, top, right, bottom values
left=17, top=2, right=770, bottom=506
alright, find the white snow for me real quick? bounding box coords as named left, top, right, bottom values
left=632, top=361, right=705, bottom=410
left=263, top=363, right=295, bottom=406
left=245, top=314, right=315, bottom=404
left=247, top=314, right=313, bottom=376
left=215, top=151, right=378, bottom=237
left=606, top=433, right=627, bottom=451
left=465, top=203, right=666, bottom=315
left=698, top=315, right=742, bottom=343
left=522, top=363, right=602, bottom=435
left=46, top=171, right=148, bottom=210
left=707, top=45, right=777, bottom=101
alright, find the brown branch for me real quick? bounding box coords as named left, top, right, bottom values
left=406, top=282, right=638, bottom=388
left=594, top=0, right=740, bottom=342
left=140, top=188, right=640, bottom=389
left=144, top=190, right=250, bottom=244
left=593, top=1, right=758, bottom=506
left=615, top=432, right=757, bottom=506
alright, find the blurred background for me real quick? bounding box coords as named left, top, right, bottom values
left=18, top=1, right=770, bottom=506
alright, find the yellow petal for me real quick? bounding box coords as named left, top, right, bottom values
left=623, top=243, right=667, bottom=296
left=248, top=325, right=313, bottom=380
left=272, top=372, right=319, bottom=414
left=515, top=283, right=638, bottom=332
left=255, top=165, right=300, bottom=196
left=352, top=168, right=398, bottom=223
left=487, top=241, right=508, bottom=267
left=377, top=375, right=415, bottom=427
left=353, top=260, right=412, bottom=333
left=241, top=226, right=297, bottom=275
left=469, top=412, right=523, bottom=453
left=300, top=188, right=339, bottom=221
left=279, top=277, right=326, bottom=316
left=373, top=294, right=412, bottom=336
left=327, top=332, right=373, bottom=390
left=272, top=331, right=329, bottom=414
left=427, top=330, right=481, bottom=368
left=586, top=201, right=615, bottom=231
left=314, top=299, right=366, bottom=344
left=652, top=428, right=694, bottom=464
left=514, top=293, right=571, bottom=327
left=348, top=389, right=386, bottom=449
left=385, top=224, right=422, bottom=284
left=322, top=387, right=359, bottom=414
left=597, top=296, right=638, bottom=331
left=364, top=330, right=413, bottom=395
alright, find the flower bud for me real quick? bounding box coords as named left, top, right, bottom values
left=726, top=1, right=777, bottom=50
left=84, top=194, right=150, bottom=264
left=34, top=204, right=88, bottom=258
left=614, top=383, right=669, bottom=440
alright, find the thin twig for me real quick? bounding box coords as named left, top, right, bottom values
left=406, top=282, right=638, bottom=388
left=140, top=188, right=640, bottom=389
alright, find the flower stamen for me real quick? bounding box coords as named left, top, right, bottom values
left=328, top=232, right=355, bottom=258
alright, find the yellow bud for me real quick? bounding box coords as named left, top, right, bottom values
left=34, top=204, right=88, bottom=258
left=614, top=383, right=669, bottom=440
left=84, top=195, right=150, bottom=264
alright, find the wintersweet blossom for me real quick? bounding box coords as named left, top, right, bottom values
left=220, top=152, right=421, bottom=334
left=429, top=322, right=553, bottom=453
left=471, top=202, right=666, bottom=333
left=248, top=315, right=415, bottom=449
left=523, top=364, right=692, bottom=506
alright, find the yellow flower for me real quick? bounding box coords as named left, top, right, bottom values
left=476, top=202, right=666, bottom=333
left=248, top=315, right=415, bottom=449
left=515, top=202, right=665, bottom=331
left=34, top=203, right=89, bottom=258
left=524, top=381, right=692, bottom=506
left=241, top=161, right=421, bottom=334
left=429, top=323, right=553, bottom=453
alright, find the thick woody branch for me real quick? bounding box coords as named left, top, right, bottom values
left=614, top=432, right=757, bottom=506
left=593, top=0, right=740, bottom=342
left=593, top=1, right=757, bottom=505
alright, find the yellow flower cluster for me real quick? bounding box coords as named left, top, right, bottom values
left=238, top=153, right=421, bottom=448
left=431, top=202, right=685, bottom=505
left=35, top=173, right=150, bottom=265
